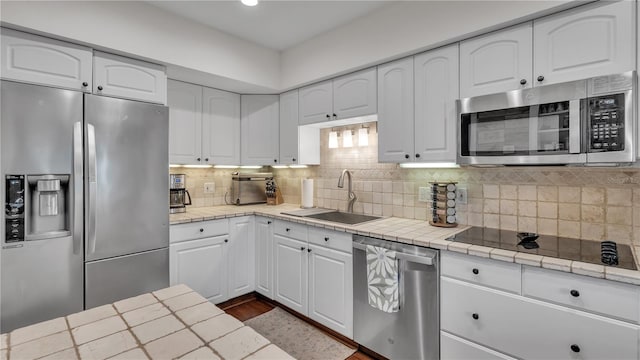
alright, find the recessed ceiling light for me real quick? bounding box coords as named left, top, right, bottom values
left=241, top=0, right=258, bottom=6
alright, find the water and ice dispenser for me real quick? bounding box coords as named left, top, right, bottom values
left=4, top=174, right=70, bottom=242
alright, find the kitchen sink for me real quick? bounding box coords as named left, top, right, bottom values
left=304, top=211, right=381, bottom=225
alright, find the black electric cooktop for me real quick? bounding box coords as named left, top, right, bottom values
left=446, top=227, right=637, bottom=270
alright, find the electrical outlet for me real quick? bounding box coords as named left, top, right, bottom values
left=456, top=187, right=468, bottom=205
left=418, top=187, right=430, bottom=202
left=204, top=182, right=215, bottom=194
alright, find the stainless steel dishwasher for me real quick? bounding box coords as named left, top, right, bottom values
left=353, top=235, right=439, bottom=360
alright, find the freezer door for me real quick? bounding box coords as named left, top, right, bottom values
left=1, top=81, right=84, bottom=332
left=84, top=95, right=169, bottom=261
left=85, top=247, right=169, bottom=308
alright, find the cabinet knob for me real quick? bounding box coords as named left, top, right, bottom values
left=82, top=82, right=88, bottom=87
left=97, top=85, right=103, bottom=91
left=570, top=345, right=580, bottom=353
left=472, top=268, right=479, bottom=275
left=286, top=228, right=290, bottom=232
left=520, top=79, right=527, bottom=85
left=274, top=159, right=278, bottom=163
left=570, top=289, right=580, bottom=297
left=324, top=237, right=329, bottom=242
left=537, top=75, right=544, bottom=82
left=224, top=239, right=228, bottom=243
left=267, top=221, right=272, bottom=224
left=292, top=158, right=296, bottom=162
left=472, top=313, right=479, bottom=320
left=199, top=228, right=204, bottom=233
left=197, top=158, right=201, bottom=162
left=307, top=248, right=312, bottom=253
left=326, top=114, right=331, bottom=119
left=332, top=113, right=337, bottom=119
left=300, top=246, right=305, bottom=251
left=415, top=153, right=420, bottom=158
left=204, top=158, right=209, bottom=162
left=404, top=154, right=410, bottom=159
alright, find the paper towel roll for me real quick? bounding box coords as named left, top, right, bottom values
left=301, top=179, right=314, bottom=208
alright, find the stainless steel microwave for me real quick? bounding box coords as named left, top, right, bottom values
left=457, top=72, right=636, bottom=165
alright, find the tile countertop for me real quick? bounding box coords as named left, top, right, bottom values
left=171, top=204, right=640, bottom=286
left=0, top=284, right=293, bottom=360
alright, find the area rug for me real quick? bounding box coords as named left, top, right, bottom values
left=244, top=307, right=357, bottom=360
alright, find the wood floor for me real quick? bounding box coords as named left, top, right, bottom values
left=221, top=297, right=376, bottom=360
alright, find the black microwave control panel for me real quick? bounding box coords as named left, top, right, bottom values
left=589, top=94, right=625, bottom=152
left=5, top=175, right=25, bottom=242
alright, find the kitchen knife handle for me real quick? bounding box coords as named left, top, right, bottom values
left=87, top=123, right=97, bottom=254
left=73, top=122, right=84, bottom=255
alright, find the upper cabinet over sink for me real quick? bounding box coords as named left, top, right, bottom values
left=460, top=1, right=634, bottom=99
left=299, top=68, right=377, bottom=125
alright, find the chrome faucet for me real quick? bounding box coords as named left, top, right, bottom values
left=337, top=169, right=357, bottom=213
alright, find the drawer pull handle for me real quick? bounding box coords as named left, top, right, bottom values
left=267, top=221, right=272, bottom=224
left=570, top=289, right=580, bottom=297
left=472, top=313, right=479, bottom=320
left=199, top=228, right=204, bottom=233
left=324, top=237, right=329, bottom=241
left=224, top=239, right=228, bottom=243
left=570, top=344, right=580, bottom=353
left=286, top=228, right=291, bottom=232
left=472, top=268, right=479, bottom=275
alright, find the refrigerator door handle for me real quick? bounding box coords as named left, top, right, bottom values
left=73, top=122, right=83, bottom=255
left=87, top=123, right=97, bottom=254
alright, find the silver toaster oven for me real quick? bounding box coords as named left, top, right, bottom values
left=230, top=172, right=272, bottom=205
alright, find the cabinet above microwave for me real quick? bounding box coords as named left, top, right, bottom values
left=457, top=71, right=636, bottom=166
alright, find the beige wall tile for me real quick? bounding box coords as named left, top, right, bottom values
left=538, top=202, right=558, bottom=219
left=633, top=189, right=640, bottom=204
left=484, top=199, right=500, bottom=214
left=582, top=187, right=605, bottom=205
left=518, top=201, right=537, bottom=217
left=468, top=213, right=483, bottom=226
left=518, top=217, right=537, bottom=232
left=483, top=184, right=500, bottom=199
left=581, top=205, right=605, bottom=223
left=606, top=225, right=633, bottom=243
left=558, top=203, right=580, bottom=221
left=606, top=206, right=633, bottom=226
left=484, top=214, right=499, bottom=229
left=537, top=186, right=558, bottom=202
left=581, top=223, right=605, bottom=241
left=634, top=207, right=640, bottom=227
left=558, top=220, right=580, bottom=238
left=500, top=185, right=518, bottom=200
left=607, top=188, right=633, bottom=207
left=468, top=198, right=483, bottom=213
left=537, top=218, right=557, bottom=236
left=500, top=200, right=517, bottom=215
left=558, top=186, right=581, bottom=203
left=500, top=215, right=517, bottom=231
left=518, top=185, right=537, bottom=201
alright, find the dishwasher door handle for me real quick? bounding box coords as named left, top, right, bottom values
left=353, top=242, right=435, bottom=266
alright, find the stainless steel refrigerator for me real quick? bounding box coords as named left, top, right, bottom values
left=1, top=80, right=169, bottom=332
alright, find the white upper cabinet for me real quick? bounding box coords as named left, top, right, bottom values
left=241, top=95, right=280, bottom=165
left=534, top=0, right=634, bottom=86
left=332, top=68, right=377, bottom=120
left=414, top=44, right=459, bottom=162
left=93, top=51, right=167, bottom=104
left=279, top=89, right=300, bottom=164
left=168, top=80, right=202, bottom=165
left=377, top=57, right=415, bottom=163
left=460, top=23, right=533, bottom=98
left=202, top=88, right=240, bottom=165
left=1, top=28, right=92, bottom=92
left=299, top=80, right=333, bottom=125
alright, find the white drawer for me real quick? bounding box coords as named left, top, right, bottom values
left=441, top=251, right=521, bottom=293
left=274, top=220, right=307, bottom=241
left=441, top=331, right=516, bottom=360
left=523, top=265, right=640, bottom=323
left=442, top=277, right=640, bottom=360
left=170, top=219, right=229, bottom=243
left=308, top=227, right=352, bottom=254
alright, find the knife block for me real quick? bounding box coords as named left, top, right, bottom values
left=267, top=188, right=284, bottom=205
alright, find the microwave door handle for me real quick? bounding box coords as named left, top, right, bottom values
left=569, top=100, right=581, bottom=154
left=185, top=189, right=192, bottom=205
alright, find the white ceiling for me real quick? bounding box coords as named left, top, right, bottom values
left=148, top=1, right=390, bottom=51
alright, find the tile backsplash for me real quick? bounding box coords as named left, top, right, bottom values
left=172, top=121, right=640, bottom=248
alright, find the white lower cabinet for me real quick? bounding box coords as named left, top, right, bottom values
left=170, top=235, right=228, bottom=303
left=228, top=216, right=255, bottom=299
left=273, top=234, right=308, bottom=314
left=308, top=244, right=353, bottom=337
left=441, top=251, right=640, bottom=360
left=441, top=331, right=515, bottom=360
left=169, top=217, right=254, bottom=304
left=254, top=217, right=274, bottom=298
